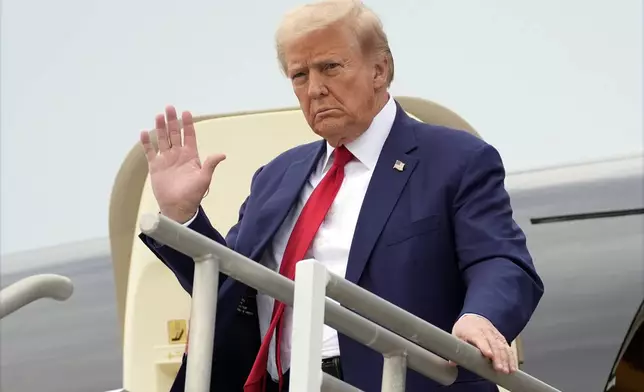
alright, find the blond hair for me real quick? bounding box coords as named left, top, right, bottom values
left=275, top=0, right=394, bottom=86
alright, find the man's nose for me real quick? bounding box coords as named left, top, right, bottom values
left=307, top=72, right=328, bottom=98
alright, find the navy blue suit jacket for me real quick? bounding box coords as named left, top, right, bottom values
left=140, top=101, right=544, bottom=391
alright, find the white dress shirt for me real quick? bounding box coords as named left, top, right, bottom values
left=260, top=96, right=397, bottom=380
left=184, top=95, right=397, bottom=381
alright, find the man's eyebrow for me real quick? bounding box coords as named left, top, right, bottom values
left=312, top=58, right=344, bottom=68
left=288, top=58, right=343, bottom=73
left=287, top=65, right=306, bottom=76
left=312, top=60, right=331, bottom=67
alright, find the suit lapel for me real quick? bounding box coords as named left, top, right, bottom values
left=248, top=141, right=326, bottom=260
left=216, top=141, right=325, bottom=334
left=345, top=106, right=419, bottom=284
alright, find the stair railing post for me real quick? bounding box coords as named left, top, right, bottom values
left=381, top=354, right=407, bottom=392
left=184, top=254, right=220, bottom=392
left=290, top=259, right=328, bottom=391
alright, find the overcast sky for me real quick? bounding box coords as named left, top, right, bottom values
left=1, top=0, right=642, bottom=256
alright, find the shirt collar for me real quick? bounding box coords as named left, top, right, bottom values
left=323, top=94, right=397, bottom=170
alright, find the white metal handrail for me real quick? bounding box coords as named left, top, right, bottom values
left=0, top=274, right=74, bottom=319
left=140, top=214, right=453, bottom=391
left=322, top=264, right=557, bottom=391
left=140, top=213, right=562, bottom=392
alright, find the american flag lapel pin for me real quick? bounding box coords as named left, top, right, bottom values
left=393, top=160, right=405, bottom=171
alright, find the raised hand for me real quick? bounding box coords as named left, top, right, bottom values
left=140, top=105, right=226, bottom=223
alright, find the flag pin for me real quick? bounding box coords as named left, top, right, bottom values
left=393, top=160, right=405, bottom=171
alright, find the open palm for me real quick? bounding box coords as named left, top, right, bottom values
left=140, top=106, right=225, bottom=223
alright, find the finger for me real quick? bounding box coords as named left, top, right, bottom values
left=182, top=111, right=197, bottom=149
left=140, top=131, right=156, bottom=161
left=155, top=114, right=170, bottom=152
left=498, top=334, right=513, bottom=373
left=202, top=153, right=227, bottom=177
left=467, top=330, right=494, bottom=361
left=165, top=105, right=182, bottom=148
left=486, top=329, right=510, bottom=373
left=509, top=343, right=518, bottom=372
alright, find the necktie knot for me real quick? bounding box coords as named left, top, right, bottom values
left=332, top=145, right=353, bottom=168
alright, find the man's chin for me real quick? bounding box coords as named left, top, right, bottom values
left=313, top=117, right=345, bottom=131
left=312, top=123, right=346, bottom=144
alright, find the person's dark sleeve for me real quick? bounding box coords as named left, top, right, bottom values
left=138, top=166, right=263, bottom=294
left=452, top=143, right=544, bottom=342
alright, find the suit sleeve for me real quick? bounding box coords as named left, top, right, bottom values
left=452, top=143, right=544, bottom=342
left=138, top=166, right=263, bottom=294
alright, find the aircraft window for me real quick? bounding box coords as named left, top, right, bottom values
left=530, top=208, right=644, bottom=225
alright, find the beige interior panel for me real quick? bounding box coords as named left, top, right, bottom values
left=108, top=96, right=518, bottom=391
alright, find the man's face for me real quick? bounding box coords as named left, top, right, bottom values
left=283, top=25, right=388, bottom=146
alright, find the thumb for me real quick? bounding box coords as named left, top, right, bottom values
left=202, top=153, right=226, bottom=177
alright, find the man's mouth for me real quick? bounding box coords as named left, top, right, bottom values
left=315, top=108, right=339, bottom=117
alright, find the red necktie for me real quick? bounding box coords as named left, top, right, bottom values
left=244, top=145, right=354, bottom=392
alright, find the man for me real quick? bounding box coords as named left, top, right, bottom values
left=139, top=1, right=544, bottom=391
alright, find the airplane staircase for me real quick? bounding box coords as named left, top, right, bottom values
left=138, top=212, right=563, bottom=392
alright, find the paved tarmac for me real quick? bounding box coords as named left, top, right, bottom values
left=0, top=256, right=122, bottom=392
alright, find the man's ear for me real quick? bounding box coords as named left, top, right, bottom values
left=373, top=56, right=389, bottom=89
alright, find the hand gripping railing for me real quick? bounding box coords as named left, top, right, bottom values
left=0, top=274, right=74, bottom=319
left=140, top=213, right=561, bottom=392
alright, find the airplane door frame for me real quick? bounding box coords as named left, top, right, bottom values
left=604, top=299, right=644, bottom=391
